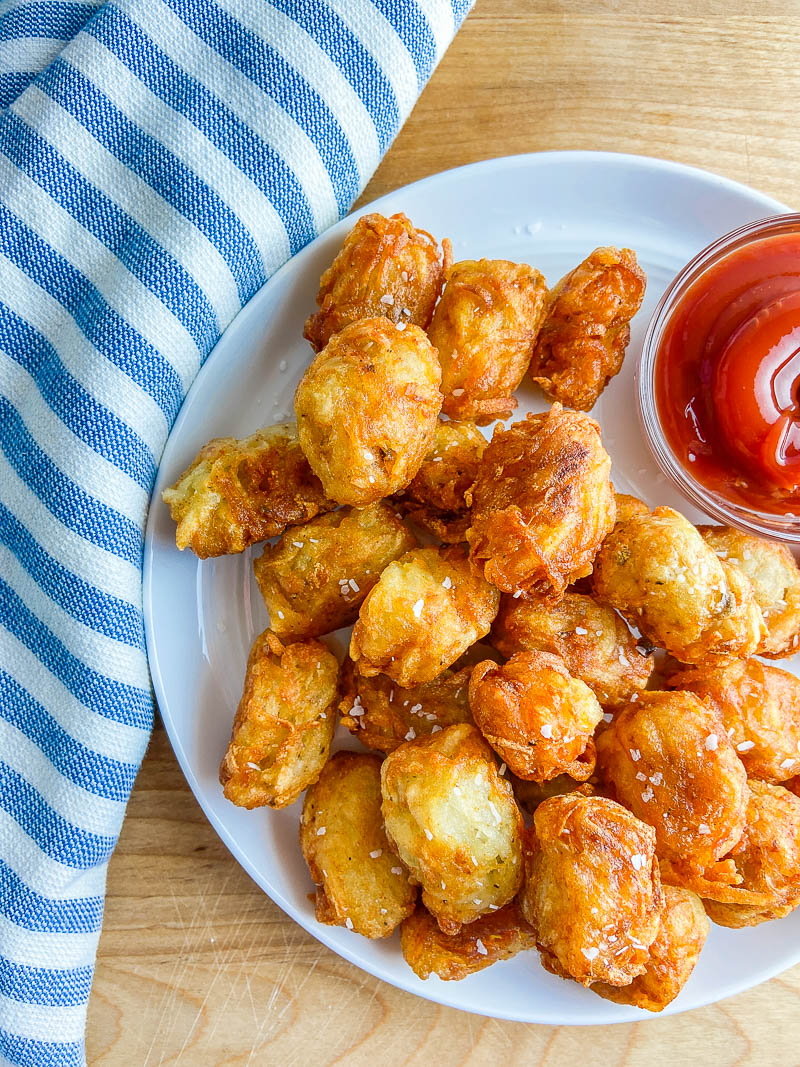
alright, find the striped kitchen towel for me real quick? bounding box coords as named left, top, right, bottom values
left=0, top=1, right=473, bottom=1062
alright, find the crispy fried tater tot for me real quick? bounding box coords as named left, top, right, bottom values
left=613, top=492, right=650, bottom=527
left=400, top=900, right=536, bottom=980
left=592, top=886, right=709, bottom=1012
left=219, top=631, right=338, bottom=809
left=699, top=525, right=800, bottom=658
left=350, top=546, right=500, bottom=688
left=469, top=651, right=602, bottom=782
left=492, top=590, right=653, bottom=708
left=381, top=723, right=524, bottom=934
left=427, top=258, right=548, bottom=424
left=253, top=502, right=416, bottom=640
left=593, top=506, right=765, bottom=666
left=299, top=752, right=417, bottom=938
left=294, top=318, right=442, bottom=507
left=667, top=659, right=800, bottom=783
left=338, top=655, right=474, bottom=752
left=467, top=405, right=615, bottom=600
left=595, top=690, right=748, bottom=869
left=162, top=422, right=334, bottom=558
left=510, top=774, right=593, bottom=814
left=521, top=794, right=662, bottom=987
left=303, top=212, right=450, bottom=352
left=529, top=247, right=646, bottom=411
left=396, top=420, right=487, bottom=544
left=698, top=781, right=800, bottom=927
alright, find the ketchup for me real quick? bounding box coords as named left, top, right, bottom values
left=656, top=232, right=800, bottom=515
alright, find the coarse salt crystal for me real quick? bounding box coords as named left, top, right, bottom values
left=698, top=823, right=711, bottom=835
left=780, top=758, right=795, bottom=770
left=431, top=724, right=442, bottom=733
left=488, top=801, right=502, bottom=824
left=410, top=703, right=423, bottom=713
left=412, top=599, right=424, bottom=618
left=705, top=734, right=719, bottom=751
left=345, top=917, right=354, bottom=930
left=631, top=854, right=646, bottom=871
left=630, top=748, right=641, bottom=762
left=396, top=321, right=406, bottom=330
left=391, top=867, right=403, bottom=875
left=401, top=271, right=408, bottom=281
left=513, top=590, right=523, bottom=598
left=425, top=828, right=433, bottom=840
left=380, top=293, right=394, bottom=305
left=737, top=740, right=755, bottom=752
left=277, top=610, right=284, bottom=619
left=473, top=898, right=482, bottom=906
left=582, top=946, right=599, bottom=961
left=635, top=771, right=647, bottom=782
left=380, top=908, right=387, bottom=915
left=442, top=576, right=452, bottom=589
left=488, top=904, right=499, bottom=911
left=498, top=763, right=507, bottom=776
left=317, top=827, right=327, bottom=836
left=247, top=761, right=260, bottom=771
left=292, top=541, right=304, bottom=548
left=452, top=388, right=465, bottom=396
left=641, top=787, right=655, bottom=803
left=369, top=849, right=382, bottom=859
left=349, top=578, right=360, bottom=593
left=476, top=939, right=488, bottom=956
left=405, top=727, right=416, bottom=741
left=541, top=724, right=554, bottom=739
left=575, top=626, right=588, bottom=635
left=650, top=772, right=663, bottom=786
left=602, top=712, right=614, bottom=724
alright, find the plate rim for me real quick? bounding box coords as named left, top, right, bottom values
left=143, top=149, right=793, bottom=1026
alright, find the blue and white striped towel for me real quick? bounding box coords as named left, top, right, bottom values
left=0, top=2, right=473, bottom=1061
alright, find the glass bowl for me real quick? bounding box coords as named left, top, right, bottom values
left=637, top=212, right=800, bottom=544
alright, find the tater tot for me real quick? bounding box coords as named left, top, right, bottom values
left=303, top=212, right=450, bottom=352
left=492, top=590, right=653, bottom=708
left=521, top=794, right=662, bottom=987
left=162, top=422, right=334, bottom=558
left=595, top=691, right=749, bottom=870
left=338, top=655, right=474, bottom=752
left=219, top=631, right=338, bottom=809
left=699, top=525, right=800, bottom=658
left=253, top=502, right=417, bottom=640
left=299, top=752, right=417, bottom=938
left=529, top=247, right=646, bottom=411
left=381, top=723, right=524, bottom=934
left=593, top=507, right=765, bottom=666
left=396, top=420, right=487, bottom=544
left=467, top=405, right=615, bottom=600
left=667, top=659, right=800, bottom=783
left=294, top=318, right=442, bottom=507
left=350, top=546, right=500, bottom=688
left=400, top=900, right=536, bottom=980
left=427, top=258, right=548, bottom=424
left=699, top=781, right=800, bottom=927
left=510, top=774, right=593, bottom=814
left=592, top=886, right=709, bottom=1012
left=469, top=651, right=602, bottom=782
left=613, top=491, right=650, bottom=527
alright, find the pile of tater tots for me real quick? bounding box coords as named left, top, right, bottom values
left=163, top=211, right=800, bottom=1010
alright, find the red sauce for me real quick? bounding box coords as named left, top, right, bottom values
left=656, top=232, right=800, bottom=515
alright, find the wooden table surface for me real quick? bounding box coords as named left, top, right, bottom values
left=86, top=2, right=800, bottom=1062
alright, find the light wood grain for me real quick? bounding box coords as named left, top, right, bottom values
left=87, top=2, right=800, bottom=1062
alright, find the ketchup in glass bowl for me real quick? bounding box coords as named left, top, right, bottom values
left=638, top=213, right=800, bottom=543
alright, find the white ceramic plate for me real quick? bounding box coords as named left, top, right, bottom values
left=144, top=151, right=800, bottom=1024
